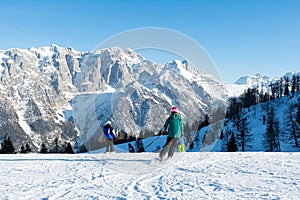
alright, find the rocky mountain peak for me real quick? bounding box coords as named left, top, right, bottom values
left=0, top=45, right=228, bottom=151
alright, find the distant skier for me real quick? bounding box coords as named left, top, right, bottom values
left=178, top=132, right=186, bottom=152
left=128, top=143, right=135, bottom=153
left=103, top=121, right=117, bottom=153
left=159, top=106, right=184, bottom=160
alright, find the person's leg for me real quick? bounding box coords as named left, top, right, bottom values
left=110, top=140, right=115, bottom=152
left=178, top=144, right=183, bottom=152
left=168, top=138, right=179, bottom=158
left=105, top=138, right=110, bottom=153
left=159, top=137, right=172, bottom=160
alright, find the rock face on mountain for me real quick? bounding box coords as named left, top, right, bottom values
left=0, top=45, right=227, bottom=151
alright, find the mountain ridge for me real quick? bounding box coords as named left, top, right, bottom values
left=0, top=44, right=298, bottom=152
left=0, top=45, right=226, bottom=151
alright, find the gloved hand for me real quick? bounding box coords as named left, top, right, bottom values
left=164, top=130, right=168, bottom=134
left=110, top=127, right=114, bottom=132
left=158, top=130, right=163, bottom=135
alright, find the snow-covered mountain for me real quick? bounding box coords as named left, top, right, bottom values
left=0, top=45, right=228, bottom=151
left=226, top=72, right=300, bottom=97
left=224, top=73, right=270, bottom=97
left=235, top=73, right=273, bottom=87
left=1, top=44, right=298, bottom=152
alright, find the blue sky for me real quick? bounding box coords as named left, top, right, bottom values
left=0, top=0, right=299, bottom=83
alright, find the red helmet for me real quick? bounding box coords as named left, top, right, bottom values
left=171, top=106, right=179, bottom=113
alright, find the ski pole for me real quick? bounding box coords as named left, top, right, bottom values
left=144, top=129, right=164, bottom=150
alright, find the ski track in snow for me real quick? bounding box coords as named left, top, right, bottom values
left=0, top=152, right=299, bottom=200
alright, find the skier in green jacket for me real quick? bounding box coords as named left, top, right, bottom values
left=159, top=106, right=184, bottom=161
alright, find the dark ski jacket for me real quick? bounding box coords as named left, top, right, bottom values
left=103, top=125, right=117, bottom=140
left=164, top=113, right=183, bottom=139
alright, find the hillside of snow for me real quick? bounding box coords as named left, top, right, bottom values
left=190, top=91, right=300, bottom=152
left=0, top=152, right=299, bottom=199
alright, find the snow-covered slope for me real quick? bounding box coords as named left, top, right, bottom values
left=191, top=92, right=300, bottom=152
left=0, top=152, right=299, bottom=199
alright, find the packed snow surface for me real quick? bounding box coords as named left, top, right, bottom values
left=1, top=152, right=299, bottom=199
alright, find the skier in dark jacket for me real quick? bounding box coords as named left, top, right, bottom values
left=103, top=121, right=117, bottom=153
left=159, top=106, right=184, bottom=160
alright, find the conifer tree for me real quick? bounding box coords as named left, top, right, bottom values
left=20, top=145, right=26, bottom=153
left=297, top=104, right=300, bottom=125
left=290, top=108, right=298, bottom=147
left=25, top=143, right=31, bottom=153
left=0, top=137, right=15, bottom=154
left=264, top=107, right=280, bottom=151
left=291, top=104, right=300, bottom=147
left=52, top=137, right=60, bottom=153
left=297, top=74, right=300, bottom=91
left=263, top=92, right=270, bottom=102
left=239, top=118, right=248, bottom=152
left=284, top=77, right=290, bottom=96
left=274, top=120, right=281, bottom=151
left=226, top=97, right=241, bottom=119
left=227, top=134, right=238, bottom=152
left=279, top=78, right=283, bottom=97
left=64, top=142, right=74, bottom=154
left=40, top=143, right=47, bottom=153
left=291, top=75, right=296, bottom=96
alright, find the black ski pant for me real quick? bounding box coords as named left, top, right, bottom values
left=159, top=137, right=179, bottom=159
